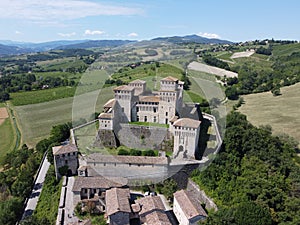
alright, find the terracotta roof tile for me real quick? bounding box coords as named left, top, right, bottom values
left=98, top=113, right=113, bottom=119
left=173, top=118, right=201, bottom=129
left=72, top=176, right=126, bottom=192
left=106, top=188, right=131, bottom=215
left=136, top=196, right=172, bottom=225
left=103, top=99, right=116, bottom=108
left=139, top=95, right=160, bottom=103
left=113, top=85, right=134, bottom=91
left=174, top=190, right=207, bottom=220
left=129, top=79, right=146, bottom=84
left=161, top=76, right=179, bottom=82
left=52, top=144, right=78, bottom=156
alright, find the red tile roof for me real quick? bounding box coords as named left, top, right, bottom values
left=106, top=188, right=131, bottom=215
left=72, top=176, right=126, bottom=192
left=174, top=190, right=207, bottom=220
left=173, top=118, right=201, bottom=129
left=136, top=196, right=172, bottom=225
left=113, top=85, right=134, bottom=91
left=52, top=144, right=78, bottom=156
left=161, top=76, right=179, bottom=82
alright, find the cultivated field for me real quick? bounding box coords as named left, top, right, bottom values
left=13, top=87, right=114, bottom=147
left=188, top=61, right=238, bottom=78
left=239, top=83, right=300, bottom=145
left=230, top=50, right=255, bottom=59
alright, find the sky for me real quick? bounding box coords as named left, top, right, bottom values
left=0, top=0, right=299, bottom=43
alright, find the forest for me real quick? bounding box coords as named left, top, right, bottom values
left=192, top=111, right=300, bottom=225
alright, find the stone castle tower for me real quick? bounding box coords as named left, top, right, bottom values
left=52, top=144, right=78, bottom=179
left=158, top=76, right=184, bottom=124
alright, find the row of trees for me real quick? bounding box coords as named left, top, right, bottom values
left=0, top=121, right=73, bottom=225
left=192, top=111, right=300, bottom=225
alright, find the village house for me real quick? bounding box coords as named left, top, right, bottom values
left=135, top=195, right=172, bottom=225
left=173, top=189, right=207, bottom=225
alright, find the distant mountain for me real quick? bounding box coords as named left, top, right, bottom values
left=0, top=44, right=32, bottom=55
left=152, top=34, right=233, bottom=44
left=55, top=40, right=137, bottom=49
left=0, top=34, right=233, bottom=56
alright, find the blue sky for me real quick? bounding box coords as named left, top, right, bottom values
left=0, top=0, right=299, bottom=43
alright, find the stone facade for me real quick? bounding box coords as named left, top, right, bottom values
left=52, top=144, right=78, bottom=179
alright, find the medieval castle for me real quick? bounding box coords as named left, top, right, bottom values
left=98, top=76, right=202, bottom=159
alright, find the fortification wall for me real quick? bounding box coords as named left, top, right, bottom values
left=115, top=124, right=171, bottom=150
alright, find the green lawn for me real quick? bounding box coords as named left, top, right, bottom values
left=129, top=121, right=169, bottom=128
left=239, top=82, right=300, bottom=146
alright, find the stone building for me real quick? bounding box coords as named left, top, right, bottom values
left=98, top=76, right=202, bottom=159
left=173, top=189, right=207, bottom=225
left=105, top=188, right=131, bottom=225
left=52, top=144, right=78, bottom=179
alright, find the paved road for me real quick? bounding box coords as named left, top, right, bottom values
left=63, top=177, right=78, bottom=225
left=21, top=156, right=50, bottom=220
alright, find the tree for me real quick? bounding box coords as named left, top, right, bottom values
left=225, top=86, right=239, bottom=100
left=0, top=197, right=23, bottom=225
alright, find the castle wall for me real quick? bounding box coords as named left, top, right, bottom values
left=87, top=161, right=168, bottom=182
left=115, top=124, right=170, bottom=150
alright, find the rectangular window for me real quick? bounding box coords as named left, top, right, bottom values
left=137, top=116, right=139, bottom=121
left=165, top=112, right=168, bottom=116
left=136, top=107, right=139, bottom=112
left=65, top=160, right=68, bottom=164
left=144, top=116, right=147, bottom=122
left=122, top=107, right=124, bottom=112
left=153, top=108, right=157, bottom=113
left=165, top=118, right=168, bottom=124
left=153, top=116, right=157, bottom=123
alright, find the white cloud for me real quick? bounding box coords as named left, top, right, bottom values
left=198, top=32, right=221, bottom=39
left=58, top=32, right=76, bottom=37
left=84, top=30, right=105, bottom=36
left=15, top=31, right=22, bottom=35
left=0, top=0, right=143, bottom=21
left=128, top=32, right=138, bottom=37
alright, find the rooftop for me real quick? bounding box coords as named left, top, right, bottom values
left=113, top=85, right=135, bottom=92
left=136, top=196, right=172, bottom=225
left=174, top=190, right=208, bottom=220
left=72, top=176, right=126, bottom=192
left=129, top=79, right=146, bottom=84
left=98, top=113, right=113, bottom=119
left=106, top=188, right=131, bottom=215
left=173, top=118, right=201, bottom=129
left=139, top=95, right=160, bottom=103
left=52, top=144, right=78, bottom=156
left=161, top=76, right=179, bottom=82
left=85, top=154, right=169, bottom=165
left=103, top=99, right=116, bottom=108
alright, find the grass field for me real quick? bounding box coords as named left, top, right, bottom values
left=13, top=86, right=114, bottom=147
left=0, top=116, right=15, bottom=163
left=239, top=83, right=300, bottom=145
left=10, top=69, right=109, bottom=106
